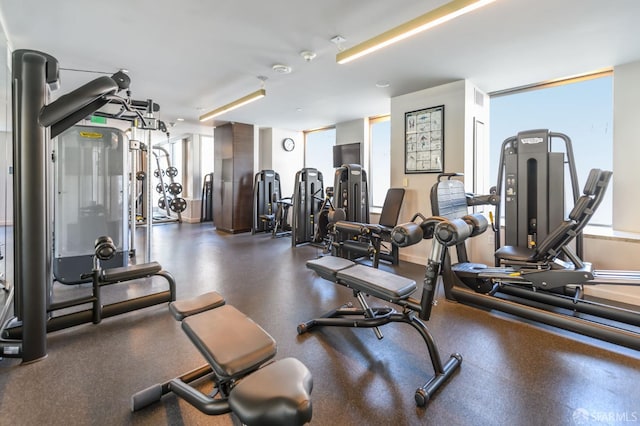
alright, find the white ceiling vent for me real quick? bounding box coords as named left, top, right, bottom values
left=474, top=88, right=485, bottom=107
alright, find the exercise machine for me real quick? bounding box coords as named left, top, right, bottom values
left=132, top=291, right=313, bottom=425
left=1, top=49, right=173, bottom=363
left=300, top=216, right=462, bottom=407
left=431, top=136, right=640, bottom=349
left=333, top=164, right=369, bottom=223
left=200, top=172, right=213, bottom=222
left=291, top=168, right=324, bottom=247
left=252, top=170, right=282, bottom=234
left=329, top=188, right=405, bottom=266
left=3, top=236, right=175, bottom=341
left=495, top=129, right=580, bottom=256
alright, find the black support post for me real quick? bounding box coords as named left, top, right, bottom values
left=12, top=50, right=54, bottom=363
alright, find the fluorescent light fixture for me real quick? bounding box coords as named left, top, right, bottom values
left=337, top=0, right=496, bottom=65
left=199, top=88, right=266, bottom=122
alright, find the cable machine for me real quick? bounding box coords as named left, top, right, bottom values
left=1, top=50, right=175, bottom=363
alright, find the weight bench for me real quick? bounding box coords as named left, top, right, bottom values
left=301, top=253, right=462, bottom=406
left=132, top=291, right=313, bottom=426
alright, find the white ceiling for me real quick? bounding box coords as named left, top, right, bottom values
left=1, top=0, right=640, bottom=135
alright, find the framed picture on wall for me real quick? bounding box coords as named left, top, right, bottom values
left=404, top=105, right=444, bottom=173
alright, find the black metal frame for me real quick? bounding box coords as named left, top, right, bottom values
left=3, top=245, right=176, bottom=344
left=291, top=168, right=324, bottom=247
left=300, top=239, right=461, bottom=406
left=2, top=49, right=172, bottom=363
left=429, top=146, right=640, bottom=350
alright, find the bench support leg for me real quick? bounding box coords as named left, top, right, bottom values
left=298, top=306, right=461, bottom=406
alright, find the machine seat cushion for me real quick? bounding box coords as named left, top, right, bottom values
left=229, top=357, right=313, bottom=426
left=102, top=261, right=162, bottom=282
left=169, top=291, right=226, bottom=321
left=306, top=256, right=355, bottom=281
left=182, top=305, right=276, bottom=379
left=494, top=245, right=536, bottom=262
left=336, top=264, right=416, bottom=303
left=260, top=214, right=275, bottom=222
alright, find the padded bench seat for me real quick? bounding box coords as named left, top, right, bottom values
left=306, top=256, right=356, bottom=281
left=337, top=264, right=416, bottom=303
left=307, top=256, right=417, bottom=303
left=229, top=357, right=313, bottom=426
left=102, top=261, right=162, bottom=282
left=169, top=291, right=226, bottom=320
left=182, top=305, right=277, bottom=379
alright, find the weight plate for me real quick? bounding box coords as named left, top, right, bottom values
left=169, top=197, right=187, bottom=213
left=156, top=182, right=168, bottom=194
left=168, top=182, right=183, bottom=195
left=166, top=166, right=178, bottom=178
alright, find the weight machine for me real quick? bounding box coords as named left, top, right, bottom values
left=252, top=170, right=281, bottom=234
left=291, top=168, right=324, bottom=247
left=1, top=49, right=176, bottom=363
left=333, top=164, right=369, bottom=223
left=435, top=130, right=640, bottom=350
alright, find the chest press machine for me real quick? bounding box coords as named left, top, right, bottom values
left=301, top=214, right=470, bottom=407
left=132, top=291, right=313, bottom=425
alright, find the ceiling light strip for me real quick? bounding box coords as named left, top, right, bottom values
left=199, top=88, right=266, bottom=122
left=337, top=0, right=496, bottom=65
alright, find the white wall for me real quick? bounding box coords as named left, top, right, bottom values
left=612, top=60, right=640, bottom=233
left=336, top=118, right=367, bottom=169
left=258, top=128, right=304, bottom=197
left=390, top=80, right=478, bottom=264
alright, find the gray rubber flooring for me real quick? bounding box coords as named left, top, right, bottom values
left=1, top=222, right=639, bottom=425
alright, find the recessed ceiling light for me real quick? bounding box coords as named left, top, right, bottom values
left=375, top=80, right=391, bottom=88
left=176, top=118, right=184, bottom=122
left=272, top=64, right=292, bottom=74
left=296, top=107, right=303, bottom=112
left=300, top=51, right=317, bottom=62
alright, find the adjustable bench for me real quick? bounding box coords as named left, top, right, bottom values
left=132, top=291, right=313, bottom=426
left=301, top=252, right=461, bottom=407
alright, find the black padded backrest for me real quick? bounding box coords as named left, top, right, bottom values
left=378, top=188, right=405, bottom=227
left=527, top=169, right=612, bottom=262
left=582, top=168, right=601, bottom=196
left=533, top=220, right=577, bottom=259
left=430, top=179, right=468, bottom=220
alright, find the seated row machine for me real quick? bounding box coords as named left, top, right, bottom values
left=132, top=291, right=313, bottom=425
left=301, top=216, right=465, bottom=406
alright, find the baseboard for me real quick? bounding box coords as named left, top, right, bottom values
left=584, top=286, right=640, bottom=307
left=399, top=253, right=427, bottom=266
left=181, top=216, right=203, bottom=224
